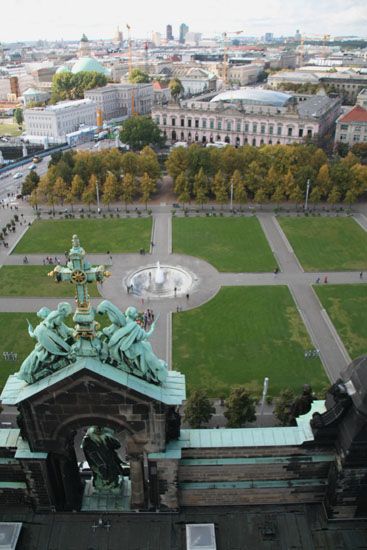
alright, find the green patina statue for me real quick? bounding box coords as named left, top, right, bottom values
left=81, top=426, right=125, bottom=492
left=18, top=302, right=74, bottom=384
left=16, top=235, right=168, bottom=386
left=97, top=301, right=168, bottom=384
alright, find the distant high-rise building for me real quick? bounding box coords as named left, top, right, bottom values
left=152, top=32, right=162, bottom=47
left=295, top=29, right=302, bottom=42
left=264, top=33, right=273, bottom=43
left=113, top=26, right=123, bottom=47
left=179, top=23, right=189, bottom=44
left=166, top=25, right=173, bottom=41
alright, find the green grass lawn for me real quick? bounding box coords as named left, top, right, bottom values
left=314, top=284, right=367, bottom=359
left=173, top=286, right=328, bottom=397
left=278, top=217, right=367, bottom=271
left=173, top=217, right=276, bottom=272
left=0, top=313, right=39, bottom=389
left=0, top=266, right=100, bottom=297
left=0, top=122, right=22, bottom=137
left=13, top=218, right=152, bottom=254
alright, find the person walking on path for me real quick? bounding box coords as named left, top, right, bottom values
left=360, top=272, right=363, bottom=279
left=324, top=275, right=328, bottom=284
left=316, top=277, right=320, bottom=284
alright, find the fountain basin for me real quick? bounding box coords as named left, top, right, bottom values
left=127, top=265, right=194, bottom=299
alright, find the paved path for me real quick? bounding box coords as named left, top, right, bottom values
left=1, top=205, right=366, bottom=385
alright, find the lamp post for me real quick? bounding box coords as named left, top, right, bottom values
left=259, top=376, right=269, bottom=427
left=305, top=178, right=311, bottom=211
left=230, top=180, right=234, bottom=212
left=96, top=179, right=100, bottom=213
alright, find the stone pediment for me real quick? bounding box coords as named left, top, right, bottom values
left=1, top=357, right=185, bottom=407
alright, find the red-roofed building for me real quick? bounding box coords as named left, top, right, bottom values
left=335, top=104, right=367, bottom=146
left=152, top=80, right=171, bottom=105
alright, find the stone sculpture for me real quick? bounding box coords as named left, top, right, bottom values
left=18, top=302, right=74, bottom=384
left=81, top=426, right=124, bottom=492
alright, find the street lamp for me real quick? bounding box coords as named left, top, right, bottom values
left=95, top=179, right=100, bottom=213
left=259, top=377, right=269, bottom=427
left=304, top=178, right=311, bottom=211
left=230, top=180, right=234, bottom=212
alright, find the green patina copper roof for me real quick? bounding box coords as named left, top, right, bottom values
left=71, top=57, right=109, bottom=76
left=0, top=429, right=47, bottom=459
left=148, top=401, right=326, bottom=459
left=1, top=358, right=185, bottom=406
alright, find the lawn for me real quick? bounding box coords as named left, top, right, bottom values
left=13, top=218, right=152, bottom=254
left=278, top=217, right=367, bottom=271
left=0, top=266, right=100, bottom=297
left=173, top=286, right=328, bottom=397
left=0, top=313, right=39, bottom=390
left=173, top=217, right=276, bottom=272
left=0, top=122, right=22, bottom=137
left=314, top=284, right=367, bottom=359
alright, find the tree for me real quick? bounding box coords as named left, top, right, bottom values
left=120, top=173, right=135, bottom=211
left=166, top=147, right=189, bottom=180
left=327, top=186, right=341, bottom=209
left=22, top=170, right=40, bottom=196
left=212, top=170, right=228, bottom=208
left=139, top=146, right=161, bottom=180
left=184, top=389, right=215, bottom=428
left=231, top=169, right=247, bottom=209
left=169, top=78, right=184, bottom=102
left=193, top=168, right=209, bottom=209
left=82, top=180, right=96, bottom=211
left=102, top=172, right=119, bottom=209
left=53, top=176, right=68, bottom=206
left=271, top=185, right=286, bottom=206
left=14, top=108, right=23, bottom=127
left=38, top=174, right=55, bottom=213
left=344, top=188, right=357, bottom=210
left=129, top=68, right=150, bottom=84
left=288, top=184, right=303, bottom=207
left=120, top=115, right=164, bottom=151
left=224, top=386, right=256, bottom=428
left=274, top=388, right=295, bottom=426
left=254, top=187, right=268, bottom=207
left=174, top=171, right=191, bottom=206
left=70, top=174, right=85, bottom=203
left=309, top=186, right=322, bottom=207
left=121, top=152, right=140, bottom=177
left=139, top=172, right=156, bottom=209
left=316, top=164, right=332, bottom=198
left=51, top=71, right=107, bottom=102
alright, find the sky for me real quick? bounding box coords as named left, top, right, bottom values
left=3, top=0, right=367, bottom=42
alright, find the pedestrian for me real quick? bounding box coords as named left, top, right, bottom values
left=186, top=293, right=189, bottom=300
left=143, top=311, right=148, bottom=330
left=176, top=305, right=180, bottom=313
left=150, top=309, right=155, bottom=322
left=109, top=255, right=112, bottom=263
left=360, top=272, right=363, bottom=279
left=43, top=259, right=45, bottom=266
left=316, top=277, right=320, bottom=284
left=174, top=286, right=177, bottom=296
left=127, top=285, right=130, bottom=294
left=324, top=275, right=328, bottom=284
left=151, top=241, right=154, bottom=248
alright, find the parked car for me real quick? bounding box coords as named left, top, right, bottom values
left=28, top=163, right=37, bottom=170
left=32, top=156, right=42, bottom=163
left=13, top=172, right=23, bottom=179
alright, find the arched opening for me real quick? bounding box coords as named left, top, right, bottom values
left=49, top=415, right=144, bottom=512
left=202, top=135, right=207, bottom=143
left=188, top=132, right=192, bottom=142
left=224, top=135, right=230, bottom=144
left=216, top=135, right=221, bottom=141
left=171, top=130, right=177, bottom=141
left=252, top=138, right=256, bottom=146
left=194, top=133, right=199, bottom=142
left=209, top=134, right=214, bottom=143
left=235, top=136, right=240, bottom=147
left=180, top=131, right=185, bottom=140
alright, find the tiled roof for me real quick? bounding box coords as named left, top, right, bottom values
left=339, top=104, right=367, bottom=123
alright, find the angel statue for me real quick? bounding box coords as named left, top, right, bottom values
left=17, top=302, right=74, bottom=384
left=97, top=301, right=168, bottom=384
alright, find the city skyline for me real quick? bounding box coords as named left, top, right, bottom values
left=3, top=0, right=367, bottom=43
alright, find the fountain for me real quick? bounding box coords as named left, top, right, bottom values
left=127, top=261, right=195, bottom=299
left=155, top=261, right=165, bottom=285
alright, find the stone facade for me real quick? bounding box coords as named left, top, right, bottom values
left=152, top=93, right=341, bottom=147
left=85, top=83, right=153, bottom=121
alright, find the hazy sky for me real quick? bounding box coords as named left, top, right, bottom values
left=4, top=0, right=367, bottom=42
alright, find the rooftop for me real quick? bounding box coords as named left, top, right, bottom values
left=339, top=104, right=367, bottom=123
left=71, top=56, right=109, bottom=76
left=210, top=88, right=293, bottom=107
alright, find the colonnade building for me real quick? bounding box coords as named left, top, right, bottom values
left=152, top=89, right=341, bottom=147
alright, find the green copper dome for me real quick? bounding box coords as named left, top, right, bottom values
left=56, top=65, right=71, bottom=74
left=71, top=57, right=109, bottom=76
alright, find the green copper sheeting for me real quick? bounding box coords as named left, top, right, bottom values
left=0, top=429, right=47, bottom=459
left=0, top=358, right=185, bottom=406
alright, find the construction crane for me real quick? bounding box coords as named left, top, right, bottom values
left=144, top=40, right=149, bottom=74
left=126, top=23, right=135, bottom=115
left=298, top=33, right=331, bottom=66
left=222, top=30, right=243, bottom=88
